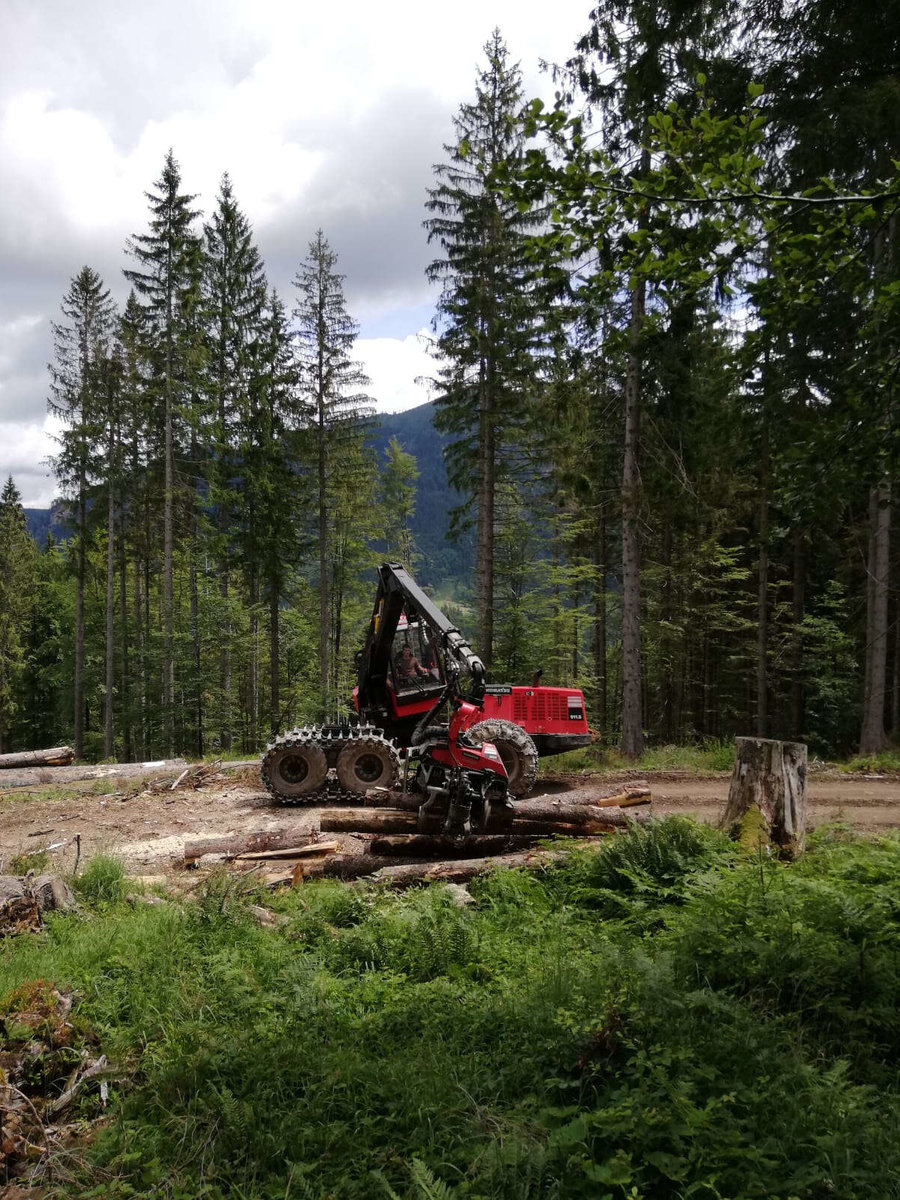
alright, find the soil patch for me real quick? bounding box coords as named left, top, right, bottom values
left=1, top=767, right=897, bottom=880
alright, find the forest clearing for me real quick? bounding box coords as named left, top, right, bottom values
left=1, top=762, right=898, bottom=879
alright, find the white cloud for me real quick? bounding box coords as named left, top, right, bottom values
left=0, top=0, right=594, bottom=503
left=0, top=413, right=62, bottom=507
left=357, top=330, right=436, bottom=414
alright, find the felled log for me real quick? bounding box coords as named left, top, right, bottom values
left=291, top=854, right=402, bottom=881
left=364, top=782, right=651, bottom=810
left=234, top=841, right=340, bottom=862
left=719, top=736, right=807, bottom=857
left=184, top=828, right=312, bottom=864
left=0, top=746, right=75, bottom=769
left=320, top=808, right=421, bottom=834
left=370, top=848, right=572, bottom=888
left=521, top=785, right=650, bottom=809
left=0, top=758, right=187, bottom=792
left=512, top=797, right=649, bottom=824
left=319, top=804, right=648, bottom=837
left=274, top=847, right=568, bottom=886
left=368, top=833, right=549, bottom=858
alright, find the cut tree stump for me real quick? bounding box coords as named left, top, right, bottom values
left=719, top=736, right=807, bottom=857
left=0, top=746, right=75, bottom=770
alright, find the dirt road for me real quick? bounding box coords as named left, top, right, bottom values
left=1, top=769, right=897, bottom=877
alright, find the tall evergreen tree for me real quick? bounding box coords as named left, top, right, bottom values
left=124, top=151, right=201, bottom=753
left=48, top=265, right=115, bottom=759
left=292, top=230, right=373, bottom=712
left=201, top=174, right=268, bottom=749
left=425, top=29, right=539, bottom=667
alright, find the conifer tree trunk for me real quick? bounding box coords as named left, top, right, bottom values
left=860, top=481, right=892, bottom=752
left=133, top=555, right=144, bottom=760
left=74, top=482, right=86, bottom=760
left=269, top=580, right=280, bottom=736
left=621, top=279, right=645, bottom=759
left=318, top=383, right=330, bottom=714
left=118, top=527, right=132, bottom=761
left=757, top=427, right=769, bottom=738
left=190, top=505, right=203, bottom=759
left=163, top=319, right=175, bottom=756
left=791, top=529, right=805, bottom=739
left=594, top=509, right=607, bottom=742
left=248, top=568, right=259, bottom=749
left=104, top=443, right=115, bottom=760
left=476, top=349, right=495, bottom=667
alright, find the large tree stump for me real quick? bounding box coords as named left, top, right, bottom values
left=719, top=737, right=807, bottom=857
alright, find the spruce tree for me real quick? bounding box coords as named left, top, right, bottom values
left=425, top=29, right=538, bottom=667
left=124, top=151, right=201, bottom=754
left=201, top=174, right=268, bottom=749
left=48, top=265, right=115, bottom=758
left=292, top=231, right=373, bottom=713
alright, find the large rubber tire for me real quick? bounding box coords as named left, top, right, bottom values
left=462, top=720, right=539, bottom=798
left=262, top=737, right=328, bottom=801
left=336, top=737, right=400, bottom=793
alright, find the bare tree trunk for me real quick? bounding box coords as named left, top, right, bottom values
left=621, top=278, right=645, bottom=759
left=118, top=521, right=132, bottom=761
left=269, top=579, right=280, bottom=736
left=190, top=539, right=202, bottom=760
left=475, top=350, right=495, bottom=668
left=73, top=480, right=86, bottom=760
left=163, top=353, right=175, bottom=757
left=756, top=426, right=769, bottom=738
left=133, top=555, right=145, bottom=761
left=860, top=482, right=892, bottom=753
left=791, top=528, right=805, bottom=740
left=248, top=570, right=259, bottom=750
left=317, top=388, right=330, bottom=714
left=594, top=508, right=607, bottom=741
left=103, top=460, right=115, bottom=760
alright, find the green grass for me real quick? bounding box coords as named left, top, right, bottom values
left=837, top=749, right=900, bottom=773
left=542, top=739, right=735, bottom=777
left=2, top=829, right=899, bottom=1198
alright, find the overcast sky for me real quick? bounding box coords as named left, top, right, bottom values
left=0, top=0, right=592, bottom=506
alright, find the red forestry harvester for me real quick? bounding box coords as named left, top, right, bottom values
left=261, top=563, right=591, bottom=835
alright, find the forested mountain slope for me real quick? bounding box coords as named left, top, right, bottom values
left=368, top=402, right=473, bottom=586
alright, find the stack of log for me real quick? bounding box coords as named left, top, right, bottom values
left=183, top=782, right=652, bottom=888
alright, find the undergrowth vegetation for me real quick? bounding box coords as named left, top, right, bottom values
left=543, top=741, right=747, bottom=776
left=1, top=820, right=899, bottom=1198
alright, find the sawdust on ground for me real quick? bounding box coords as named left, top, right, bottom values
left=1, top=767, right=898, bottom=879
